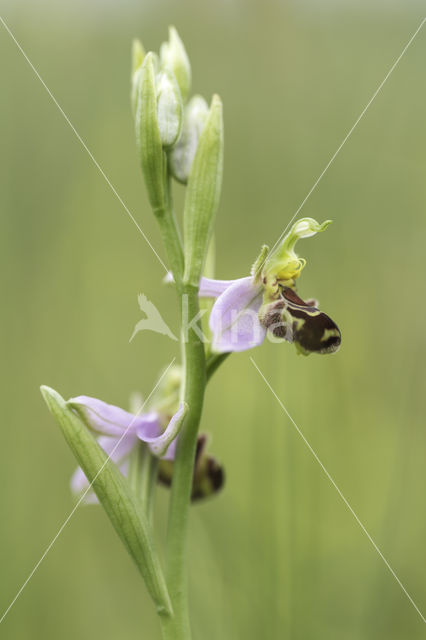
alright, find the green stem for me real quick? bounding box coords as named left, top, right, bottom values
left=150, top=175, right=230, bottom=638
left=160, top=283, right=206, bottom=640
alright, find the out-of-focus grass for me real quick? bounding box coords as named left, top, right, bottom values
left=0, top=1, right=425, bottom=638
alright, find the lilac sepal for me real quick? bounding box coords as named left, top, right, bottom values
left=209, top=276, right=266, bottom=353
left=68, top=395, right=159, bottom=437
left=162, top=437, right=178, bottom=461
left=138, top=402, right=187, bottom=458
left=198, top=276, right=238, bottom=298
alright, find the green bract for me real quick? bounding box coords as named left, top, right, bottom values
left=131, top=39, right=145, bottom=116
left=40, top=386, right=172, bottom=617
left=132, top=38, right=146, bottom=72
left=135, top=52, right=165, bottom=212
left=183, top=94, right=224, bottom=286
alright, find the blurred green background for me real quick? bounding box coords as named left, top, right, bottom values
left=1, top=1, right=425, bottom=638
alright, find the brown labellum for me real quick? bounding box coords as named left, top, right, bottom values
left=261, top=286, right=341, bottom=355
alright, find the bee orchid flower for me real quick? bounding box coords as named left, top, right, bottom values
left=199, top=218, right=341, bottom=355
left=69, top=395, right=186, bottom=498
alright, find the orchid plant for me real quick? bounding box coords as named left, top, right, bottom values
left=41, top=27, right=341, bottom=640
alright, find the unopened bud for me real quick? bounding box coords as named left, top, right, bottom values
left=169, top=95, right=209, bottom=184
left=156, top=70, right=183, bottom=148
left=160, top=26, right=191, bottom=103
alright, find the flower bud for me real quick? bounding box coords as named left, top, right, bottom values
left=169, top=95, right=209, bottom=184
left=183, top=94, right=224, bottom=286
left=135, top=52, right=165, bottom=212
left=156, top=70, right=183, bottom=148
left=160, top=26, right=191, bottom=103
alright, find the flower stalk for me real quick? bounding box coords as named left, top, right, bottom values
left=161, top=284, right=206, bottom=639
